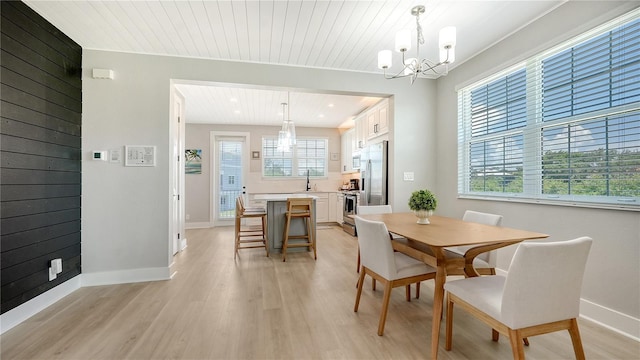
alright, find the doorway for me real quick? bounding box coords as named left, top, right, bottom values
left=211, top=132, right=250, bottom=227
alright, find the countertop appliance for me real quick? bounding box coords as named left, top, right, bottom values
left=349, top=178, right=360, bottom=190
left=360, top=140, right=388, bottom=206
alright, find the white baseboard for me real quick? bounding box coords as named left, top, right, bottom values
left=1, top=276, right=81, bottom=334
left=580, top=298, right=640, bottom=341
left=81, top=267, right=171, bottom=287
left=185, top=222, right=211, bottom=229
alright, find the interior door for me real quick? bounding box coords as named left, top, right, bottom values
left=212, top=132, right=249, bottom=227
left=172, top=94, right=186, bottom=254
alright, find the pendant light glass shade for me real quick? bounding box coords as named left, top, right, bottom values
left=276, top=96, right=296, bottom=152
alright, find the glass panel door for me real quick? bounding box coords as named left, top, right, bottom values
left=217, top=138, right=244, bottom=220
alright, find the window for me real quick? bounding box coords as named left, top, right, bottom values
left=228, top=175, right=235, bottom=185
left=458, top=10, right=640, bottom=209
left=262, top=137, right=328, bottom=177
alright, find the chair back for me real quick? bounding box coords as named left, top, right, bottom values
left=454, top=210, right=503, bottom=265
left=354, top=216, right=397, bottom=280
left=357, top=205, right=392, bottom=215
left=501, top=236, right=592, bottom=329
left=287, top=197, right=313, bottom=215
left=235, top=196, right=244, bottom=216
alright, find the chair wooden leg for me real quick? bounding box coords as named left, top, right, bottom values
left=354, top=268, right=366, bottom=312
left=282, top=214, right=291, bottom=262
left=234, top=217, right=240, bottom=259
left=310, top=217, right=317, bottom=260
left=508, top=329, right=525, bottom=360
left=405, top=285, right=411, bottom=302
left=262, top=215, right=269, bottom=257
left=492, top=329, right=500, bottom=341
left=445, top=294, right=454, bottom=351
left=377, top=280, right=393, bottom=336
left=372, top=278, right=376, bottom=291
left=568, top=318, right=586, bottom=360
left=523, top=338, right=530, bottom=346
left=416, top=281, right=421, bottom=299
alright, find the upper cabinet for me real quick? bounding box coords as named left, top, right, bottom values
left=354, top=113, right=367, bottom=151
left=342, top=98, right=390, bottom=173
left=367, top=99, right=389, bottom=139
left=341, top=128, right=356, bottom=173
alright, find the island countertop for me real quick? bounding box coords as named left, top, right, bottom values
left=254, top=193, right=318, bottom=201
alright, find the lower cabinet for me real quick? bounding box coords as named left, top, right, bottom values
left=336, top=193, right=344, bottom=224
left=313, top=193, right=329, bottom=223
left=328, top=192, right=337, bottom=222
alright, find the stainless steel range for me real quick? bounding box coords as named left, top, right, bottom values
left=341, top=191, right=359, bottom=236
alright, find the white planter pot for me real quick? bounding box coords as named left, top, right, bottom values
left=413, top=209, right=433, bottom=224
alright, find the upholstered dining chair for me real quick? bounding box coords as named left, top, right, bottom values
left=444, top=237, right=592, bottom=360
left=354, top=216, right=436, bottom=336
left=355, top=205, right=421, bottom=296
left=445, top=210, right=503, bottom=276
left=355, top=205, right=400, bottom=271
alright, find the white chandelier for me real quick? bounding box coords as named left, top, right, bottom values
left=276, top=93, right=296, bottom=152
left=377, top=5, right=457, bottom=84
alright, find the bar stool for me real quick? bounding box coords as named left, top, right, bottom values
left=282, top=197, right=316, bottom=262
left=234, top=196, right=268, bottom=259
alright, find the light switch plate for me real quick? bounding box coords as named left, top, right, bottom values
left=403, top=172, right=415, bottom=181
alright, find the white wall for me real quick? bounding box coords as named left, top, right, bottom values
left=82, top=52, right=435, bottom=282
left=435, top=1, right=640, bottom=338
left=184, top=124, right=343, bottom=224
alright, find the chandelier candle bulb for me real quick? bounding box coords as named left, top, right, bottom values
left=395, top=29, right=411, bottom=52
left=378, top=50, right=392, bottom=69
left=439, top=26, right=457, bottom=48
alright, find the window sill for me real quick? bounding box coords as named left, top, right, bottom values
left=458, top=194, right=640, bottom=212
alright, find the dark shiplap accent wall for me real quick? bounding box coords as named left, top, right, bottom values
left=1, top=1, right=82, bottom=314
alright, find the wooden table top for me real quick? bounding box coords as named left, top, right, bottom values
left=355, top=213, right=549, bottom=248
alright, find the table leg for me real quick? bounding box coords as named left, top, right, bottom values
left=431, top=265, right=446, bottom=360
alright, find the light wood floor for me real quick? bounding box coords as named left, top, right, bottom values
left=2, top=225, right=638, bottom=359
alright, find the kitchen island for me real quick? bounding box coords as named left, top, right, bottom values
left=253, top=194, right=317, bottom=255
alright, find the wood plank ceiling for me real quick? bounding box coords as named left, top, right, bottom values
left=23, top=0, right=564, bottom=127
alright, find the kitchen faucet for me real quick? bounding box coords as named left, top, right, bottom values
left=306, top=169, right=311, bottom=191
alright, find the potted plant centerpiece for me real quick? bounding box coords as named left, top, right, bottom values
left=408, top=189, right=437, bottom=224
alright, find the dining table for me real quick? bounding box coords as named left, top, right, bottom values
left=354, top=212, right=549, bottom=360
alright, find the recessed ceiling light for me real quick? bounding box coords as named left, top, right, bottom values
left=318, top=114, right=325, bottom=118
left=234, top=110, right=240, bottom=114
left=230, top=98, right=238, bottom=102
left=328, top=103, right=334, bottom=108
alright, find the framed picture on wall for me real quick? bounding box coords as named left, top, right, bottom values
left=185, top=149, right=202, bottom=174
left=252, top=151, right=260, bottom=159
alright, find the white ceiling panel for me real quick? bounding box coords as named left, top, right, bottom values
left=23, top=0, right=565, bottom=127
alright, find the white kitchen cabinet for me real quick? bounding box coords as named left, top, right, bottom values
left=354, top=113, right=367, bottom=151
left=367, top=99, right=389, bottom=139
left=336, top=192, right=344, bottom=224
left=341, top=128, right=355, bottom=173
left=328, top=192, right=337, bottom=222
left=309, top=192, right=329, bottom=223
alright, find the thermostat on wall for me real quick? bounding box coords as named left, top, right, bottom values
left=92, top=150, right=107, bottom=161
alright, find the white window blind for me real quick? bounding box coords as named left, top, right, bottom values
left=262, top=137, right=327, bottom=177
left=458, top=10, right=640, bottom=210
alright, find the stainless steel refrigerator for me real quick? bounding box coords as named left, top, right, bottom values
left=360, top=140, right=388, bottom=206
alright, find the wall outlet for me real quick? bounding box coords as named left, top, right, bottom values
left=403, top=172, right=415, bottom=181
